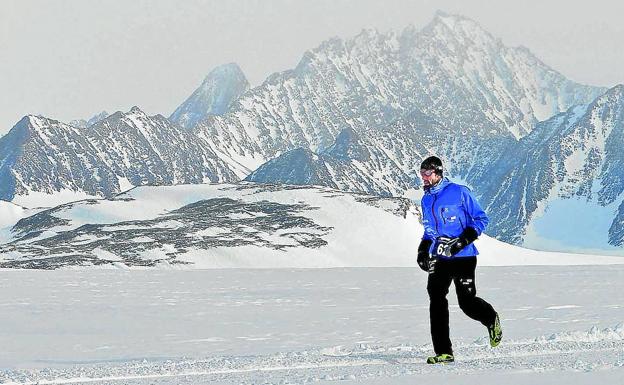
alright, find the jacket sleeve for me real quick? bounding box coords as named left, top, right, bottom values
left=460, top=186, right=489, bottom=236
left=420, top=197, right=436, bottom=241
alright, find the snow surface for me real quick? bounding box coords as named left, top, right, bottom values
left=0, top=266, right=622, bottom=384
left=10, top=189, right=100, bottom=210
left=0, top=201, right=27, bottom=229
left=0, top=201, right=39, bottom=243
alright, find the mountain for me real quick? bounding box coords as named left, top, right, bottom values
left=0, top=107, right=239, bottom=207
left=401, top=11, right=604, bottom=138
left=245, top=148, right=338, bottom=188
left=245, top=127, right=416, bottom=196
left=0, top=12, right=610, bottom=249
left=479, top=85, right=624, bottom=251
left=243, top=98, right=516, bottom=198
left=322, top=127, right=370, bottom=161
left=2, top=13, right=603, bottom=197
left=194, top=12, right=604, bottom=182
left=245, top=84, right=624, bottom=253
left=70, top=111, right=110, bottom=128
left=170, top=63, right=250, bottom=128
left=87, top=111, right=110, bottom=126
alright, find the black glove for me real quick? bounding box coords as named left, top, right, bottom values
left=417, top=239, right=433, bottom=272
left=435, top=227, right=479, bottom=257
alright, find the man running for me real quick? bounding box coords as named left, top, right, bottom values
left=417, top=155, right=502, bottom=364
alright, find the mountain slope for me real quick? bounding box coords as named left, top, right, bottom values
left=0, top=183, right=418, bottom=269
left=480, top=85, right=624, bottom=250
left=170, top=63, right=250, bottom=128
left=402, top=12, right=604, bottom=138
left=244, top=127, right=416, bottom=196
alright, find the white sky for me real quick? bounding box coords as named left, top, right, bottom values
left=1, top=0, right=623, bottom=136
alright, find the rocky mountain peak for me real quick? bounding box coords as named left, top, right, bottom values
left=170, top=63, right=250, bottom=128
left=244, top=147, right=334, bottom=188
left=414, top=11, right=500, bottom=49
left=25, top=115, right=51, bottom=129
left=206, top=62, right=247, bottom=80
left=129, top=106, right=145, bottom=115
left=87, top=111, right=109, bottom=126
left=352, top=27, right=385, bottom=45
left=1, top=116, right=32, bottom=147
left=601, top=84, right=624, bottom=101
left=70, top=111, right=110, bottom=128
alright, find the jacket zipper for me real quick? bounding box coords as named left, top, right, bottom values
left=431, top=194, right=439, bottom=234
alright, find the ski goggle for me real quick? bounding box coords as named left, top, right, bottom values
left=420, top=169, right=436, bottom=177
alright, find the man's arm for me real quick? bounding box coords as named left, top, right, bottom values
left=461, top=186, right=489, bottom=236
left=418, top=197, right=435, bottom=271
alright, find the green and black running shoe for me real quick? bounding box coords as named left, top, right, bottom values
left=426, top=353, right=455, bottom=364
left=488, top=312, right=503, bottom=347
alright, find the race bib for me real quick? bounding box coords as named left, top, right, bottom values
left=433, top=236, right=453, bottom=257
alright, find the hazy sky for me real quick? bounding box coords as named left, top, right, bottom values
left=2, top=0, right=623, bottom=135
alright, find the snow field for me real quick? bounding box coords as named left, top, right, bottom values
left=0, top=266, right=623, bottom=384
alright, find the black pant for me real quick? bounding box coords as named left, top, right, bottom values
left=427, top=256, right=496, bottom=355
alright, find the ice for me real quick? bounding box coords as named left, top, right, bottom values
left=524, top=196, right=624, bottom=255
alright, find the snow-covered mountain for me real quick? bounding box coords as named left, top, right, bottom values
left=0, top=108, right=239, bottom=207
left=194, top=11, right=603, bottom=181
left=242, top=101, right=514, bottom=201
left=170, top=63, right=250, bottom=128
left=245, top=148, right=339, bottom=188
left=478, top=85, right=624, bottom=251
left=0, top=12, right=610, bottom=251
left=69, top=111, right=110, bottom=128
left=401, top=12, right=604, bottom=138
left=1, top=13, right=603, bottom=203
left=244, top=128, right=415, bottom=196
left=245, top=82, right=624, bottom=254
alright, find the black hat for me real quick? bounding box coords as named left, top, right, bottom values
left=420, top=155, right=443, bottom=174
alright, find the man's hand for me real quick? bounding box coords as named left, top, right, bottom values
left=417, top=239, right=433, bottom=272
left=434, top=227, right=479, bottom=257
left=435, top=237, right=464, bottom=257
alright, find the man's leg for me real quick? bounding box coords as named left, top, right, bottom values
left=427, top=258, right=454, bottom=355
left=453, top=257, right=497, bottom=327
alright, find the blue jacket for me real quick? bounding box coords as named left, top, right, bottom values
left=421, top=178, right=488, bottom=258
